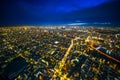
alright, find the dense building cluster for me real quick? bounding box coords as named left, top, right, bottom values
left=0, top=26, right=120, bottom=80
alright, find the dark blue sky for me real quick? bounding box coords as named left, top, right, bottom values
left=0, top=0, right=120, bottom=26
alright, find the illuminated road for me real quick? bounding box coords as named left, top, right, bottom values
left=53, top=39, right=74, bottom=79
left=89, top=37, right=120, bottom=63
left=85, top=34, right=120, bottom=63
left=91, top=45, right=120, bottom=63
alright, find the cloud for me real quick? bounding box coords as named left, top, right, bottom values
left=0, top=0, right=119, bottom=26
left=16, top=0, right=111, bottom=14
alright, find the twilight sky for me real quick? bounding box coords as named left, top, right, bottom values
left=0, top=0, right=120, bottom=26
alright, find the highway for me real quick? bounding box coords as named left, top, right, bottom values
left=91, top=45, right=120, bottom=63
left=53, top=39, right=74, bottom=79
left=89, top=38, right=120, bottom=64
left=85, top=35, right=120, bottom=63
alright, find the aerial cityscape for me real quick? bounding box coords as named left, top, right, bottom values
left=0, top=26, right=120, bottom=80
left=0, top=0, right=120, bottom=80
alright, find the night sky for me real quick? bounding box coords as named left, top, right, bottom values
left=0, top=0, right=120, bottom=26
